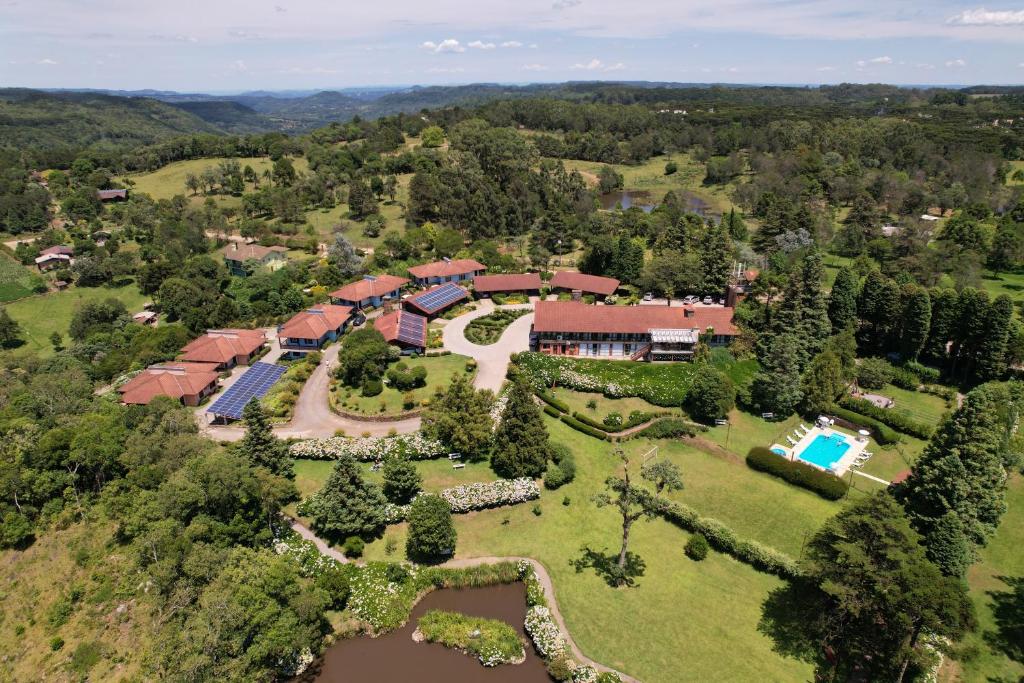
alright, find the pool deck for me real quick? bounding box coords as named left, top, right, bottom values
left=778, top=425, right=868, bottom=476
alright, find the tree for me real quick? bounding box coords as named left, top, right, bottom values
left=336, top=328, right=391, bottom=388
left=827, top=267, right=859, bottom=334
left=857, top=269, right=901, bottom=352
left=594, top=453, right=681, bottom=584
left=800, top=350, right=844, bottom=414
left=422, top=374, right=494, bottom=459
left=974, top=294, right=1013, bottom=381
left=899, top=284, right=931, bottom=361
left=327, top=233, right=362, bottom=281
left=597, top=165, right=623, bottom=194
left=492, top=377, right=550, bottom=479
left=988, top=220, right=1023, bottom=273
left=664, top=161, right=678, bottom=175
left=303, top=453, right=389, bottom=541
left=722, top=208, right=748, bottom=241
left=347, top=177, right=378, bottom=219
left=698, top=221, right=731, bottom=295
left=685, top=365, right=735, bottom=422
left=238, top=400, right=293, bottom=478
left=421, top=126, right=445, bottom=148
left=0, top=308, right=23, bottom=348
left=381, top=456, right=421, bottom=505
left=751, top=333, right=804, bottom=415
left=802, top=493, right=974, bottom=682
left=405, top=494, right=456, bottom=563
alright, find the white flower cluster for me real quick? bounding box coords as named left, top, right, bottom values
left=278, top=647, right=315, bottom=677
left=524, top=605, right=566, bottom=659
left=572, top=665, right=599, bottom=683
left=489, top=394, right=509, bottom=430
left=272, top=536, right=339, bottom=578
left=477, top=641, right=523, bottom=667
left=381, top=478, right=541, bottom=522
left=289, top=433, right=445, bottom=462
left=346, top=563, right=420, bottom=630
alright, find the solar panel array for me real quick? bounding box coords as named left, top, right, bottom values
left=207, top=362, right=288, bottom=420
left=409, top=283, right=467, bottom=314
left=396, top=312, right=427, bottom=346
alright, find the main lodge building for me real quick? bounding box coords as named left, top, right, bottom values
left=531, top=301, right=738, bottom=361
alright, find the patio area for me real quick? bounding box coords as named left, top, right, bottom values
left=771, top=423, right=870, bottom=476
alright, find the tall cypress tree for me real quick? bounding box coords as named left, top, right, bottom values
left=975, top=294, right=1013, bottom=382
left=857, top=270, right=901, bottom=352
left=899, top=284, right=931, bottom=361
left=798, top=251, right=832, bottom=359
left=492, top=378, right=551, bottom=479
left=698, top=221, right=732, bottom=296
left=751, top=332, right=804, bottom=415
left=239, top=400, right=293, bottom=478
left=922, top=287, right=959, bottom=363
left=304, top=453, right=389, bottom=541
left=827, top=267, right=859, bottom=334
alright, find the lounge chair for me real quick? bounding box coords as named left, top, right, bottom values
left=786, top=436, right=797, bottom=446
left=800, top=423, right=812, bottom=432
left=862, top=451, right=873, bottom=457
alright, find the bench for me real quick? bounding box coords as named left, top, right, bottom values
left=452, top=463, right=465, bottom=470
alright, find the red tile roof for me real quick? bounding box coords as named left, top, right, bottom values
left=549, top=271, right=620, bottom=296
left=279, top=305, right=352, bottom=341
left=330, top=274, right=409, bottom=302
left=473, top=273, right=542, bottom=293
left=221, top=243, right=288, bottom=262
left=39, top=245, right=73, bottom=256
left=533, top=301, right=738, bottom=336
left=118, top=363, right=219, bottom=405
left=178, top=329, right=267, bottom=365
left=374, top=310, right=427, bottom=347
left=97, top=189, right=128, bottom=200
left=408, top=258, right=485, bottom=279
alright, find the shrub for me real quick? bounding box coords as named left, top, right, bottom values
left=342, top=536, right=365, bottom=558
left=839, top=396, right=933, bottom=439
left=50, top=637, right=64, bottom=651
left=603, top=411, right=623, bottom=429
left=829, top=406, right=900, bottom=444
left=665, top=160, right=678, bottom=175
left=745, top=447, right=849, bottom=500
left=386, top=362, right=428, bottom=391
left=586, top=399, right=597, bottom=410
left=417, top=610, right=524, bottom=667
left=465, top=359, right=477, bottom=373
left=543, top=404, right=561, bottom=418
left=361, top=378, right=383, bottom=397
left=627, top=418, right=700, bottom=440
left=543, top=451, right=575, bottom=490
left=856, top=357, right=894, bottom=389
left=685, top=533, right=710, bottom=561
left=559, top=414, right=609, bottom=440
left=889, top=367, right=920, bottom=390
left=536, top=390, right=569, bottom=413
left=906, top=360, right=941, bottom=383
left=685, top=364, right=736, bottom=422
left=406, top=494, right=457, bottom=563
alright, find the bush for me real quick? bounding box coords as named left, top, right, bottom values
left=535, top=390, right=569, bottom=413
left=856, top=357, right=894, bottom=389
left=906, top=361, right=941, bottom=383
left=829, top=406, right=900, bottom=444
left=627, top=418, right=700, bottom=440
left=745, top=447, right=849, bottom=500
left=684, top=533, right=710, bottom=561
left=603, top=411, right=623, bottom=429
left=406, top=494, right=457, bottom=563
left=543, top=404, right=561, bottom=418
left=543, top=450, right=576, bottom=490
left=361, top=378, right=383, bottom=397
left=559, top=414, right=609, bottom=440
left=839, top=396, right=933, bottom=439
left=342, top=536, right=365, bottom=558
left=50, top=637, right=64, bottom=651
left=386, top=362, right=427, bottom=391
left=889, top=367, right=920, bottom=390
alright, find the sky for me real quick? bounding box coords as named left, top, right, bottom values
left=2, top=1, right=1023, bottom=91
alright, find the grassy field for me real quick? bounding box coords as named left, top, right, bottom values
left=331, top=353, right=473, bottom=416
left=3, top=281, right=148, bottom=355
left=125, top=156, right=310, bottom=203
left=303, top=172, right=412, bottom=250
left=550, top=387, right=685, bottom=421
left=0, top=251, right=38, bottom=303
left=1006, top=160, right=1024, bottom=186
left=873, top=384, right=952, bottom=425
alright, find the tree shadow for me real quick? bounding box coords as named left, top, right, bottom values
left=571, top=545, right=646, bottom=588
left=757, top=581, right=824, bottom=665
left=984, top=575, right=1024, bottom=664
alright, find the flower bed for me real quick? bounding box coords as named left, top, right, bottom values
left=465, top=309, right=530, bottom=345
left=383, top=478, right=542, bottom=522
left=416, top=610, right=525, bottom=666
left=524, top=605, right=567, bottom=659
left=289, top=434, right=446, bottom=462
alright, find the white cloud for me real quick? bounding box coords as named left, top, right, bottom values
left=856, top=55, right=893, bottom=67
left=274, top=4, right=286, bottom=12
left=421, top=38, right=465, bottom=53
left=468, top=40, right=496, bottom=49
left=522, top=63, right=548, bottom=71
left=275, top=65, right=340, bottom=74
left=815, top=66, right=836, bottom=72
left=552, top=0, right=581, bottom=9
left=37, top=58, right=57, bottom=65
left=501, top=41, right=523, bottom=48
left=228, top=29, right=265, bottom=40
left=948, top=7, right=1024, bottom=26
left=945, top=58, right=967, bottom=67
left=426, top=66, right=465, bottom=73
left=229, top=59, right=247, bottom=72
left=570, top=58, right=624, bottom=72
left=723, top=66, right=738, bottom=73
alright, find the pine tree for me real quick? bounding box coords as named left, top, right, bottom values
left=698, top=221, right=732, bottom=296
left=857, top=270, right=901, bottom=352
left=723, top=208, right=748, bottom=241
left=899, top=284, right=931, bottom=361
left=827, top=267, right=859, bottom=334
left=974, top=294, right=1013, bottom=382
left=922, top=287, right=959, bottom=363
left=381, top=457, right=422, bottom=505
left=304, top=453, right=389, bottom=541
left=405, top=494, right=457, bottom=562
left=492, top=378, right=550, bottom=479
left=751, top=333, right=804, bottom=415
left=798, top=251, right=832, bottom=359
left=422, top=375, right=494, bottom=459
left=800, top=350, right=844, bottom=414
left=925, top=512, right=974, bottom=578
left=239, top=400, right=293, bottom=478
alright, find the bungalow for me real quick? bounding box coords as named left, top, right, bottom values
left=221, top=242, right=288, bottom=276
left=403, top=282, right=469, bottom=320
left=97, top=188, right=128, bottom=202
left=549, top=272, right=620, bottom=298
left=472, top=273, right=543, bottom=298
left=407, top=258, right=485, bottom=287
left=118, top=362, right=220, bottom=406
left=531, top=301, right=738, bottom=361
left=330, top=274, right=409, bottom=309
left=34, top=245, right=74, bottom=272
left=374, top=309, right=428, bottom=353
left=278, top=304, right=353, bottom=352
left=132, top=311, right=158, bottom=326
left=178, top=329, right=268, bottom=370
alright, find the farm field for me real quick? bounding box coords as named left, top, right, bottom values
left=331, top=353, right=474, bottom=416
left=0, top=250, right=39, bottom=303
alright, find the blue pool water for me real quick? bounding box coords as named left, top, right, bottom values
left=770, top=447, right=787, bottom=456
left=795, top=433, right=850, bottom=470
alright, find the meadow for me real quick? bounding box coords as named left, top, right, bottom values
left=125, top=156, right=310, bottom=204
left=0, top=251, right=38, bottom=303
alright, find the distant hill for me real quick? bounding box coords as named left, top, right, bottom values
left=170, top=100, right=276, bottom=134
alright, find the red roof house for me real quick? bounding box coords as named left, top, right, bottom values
left=407, top=258, right=485, bottom=286
left=549, top=272, right=620, bottom=297
left=403, top=283, right=469, bottom=318
left=178, top=329, right=267, bottom=369
left=472, top=273, right=543, bottom=296
left=118, top=362, right=220, bottom=406
left=278, top=305, right=353, bottom=351
left=330, top=274, right=409, bottom=309
left=374, top=310, right=428, bottom=351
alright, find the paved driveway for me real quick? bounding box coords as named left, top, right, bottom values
left=442, top=300, right=534, bottom=393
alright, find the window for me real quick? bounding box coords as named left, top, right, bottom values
left=591, top=343, right=599, bottom=355
left=624, top=343, right=632, bottom=355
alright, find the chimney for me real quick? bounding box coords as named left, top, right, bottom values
left=232, top=242, right=238, bottom=251
left=684, top=307, right=695, bottom=318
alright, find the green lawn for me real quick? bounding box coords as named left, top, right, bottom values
left=978, top=270, right=1024, bottom=307
left=550, top=387, right=685, bottom=421
left=4, top=281, right=148, bottom=355
left=126, top=156, right=309, bottom=203
left=464, top=309, right=530, bottom=345
left=822, top=253, right=856, bottom=290
left=873, top=384, right=952, bottom=425
left=331, top=354, right=473, bottom=416
left=958, top=474, right=1024, bottom=683
left=303, top=173, right=412, bottom=250
left=359, top=417, right=816, bottom=682
left=0, top=251, right=38, bottom=303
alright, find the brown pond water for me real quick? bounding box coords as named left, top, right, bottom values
left=599, top=190, right=655, bottom=212
left=308, top=583, right=551, bottom=683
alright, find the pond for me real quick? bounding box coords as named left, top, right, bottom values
left=599, top=190, right=655, bottom=212
left=307, top=583, right=550, bottom=683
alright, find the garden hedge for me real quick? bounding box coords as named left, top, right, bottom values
left=839, top=396, right=934, bottom=439
left=624, top=418, right=701, bottom=440
left=535, top=390, right=569, bottom=414
left=905, top=361, right=941, bottom=383
left=558, top=414, right=609, bottom=440
left=746, top=447, right=849, bottom=500
left=828, top=406, right=900, bottom=444
left=542, top=404, right=561, bottom=418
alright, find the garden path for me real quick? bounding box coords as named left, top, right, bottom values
left=441, top=300, right=535, bottom=392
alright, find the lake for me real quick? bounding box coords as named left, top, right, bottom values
left=599, top=190, right=655, bottom=212
left=306, top=583, right=550, bottom=683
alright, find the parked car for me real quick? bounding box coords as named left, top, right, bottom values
left=702, top=296, right=713, bottom=305
left=682, top=295, right=698, bottom=304
left=643, top=292, right=654, bottom=301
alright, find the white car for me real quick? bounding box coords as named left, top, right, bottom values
left=643, top=292, right=654, bottom=301
left=682, top=295, right=698, bottom=305
left=702, top=296, right=713, bottom=305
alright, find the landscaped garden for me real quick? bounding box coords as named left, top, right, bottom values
left=331, top=352, right=473, bottom=416
left=464, top=308, right=530, bottom=345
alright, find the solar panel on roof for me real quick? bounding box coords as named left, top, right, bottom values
left=396, top=313, right=427, bottom=346
left=410, top=283, right=466, bottom=313
left=207, top=362, right=288, bottom=420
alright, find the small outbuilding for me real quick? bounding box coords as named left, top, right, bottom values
left=403, top=282, right=469, bottom=319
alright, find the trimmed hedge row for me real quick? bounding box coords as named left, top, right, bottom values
left=829, top=406, right=900, bottom=444
left=624, top=418, right=701, bottom=440
left=535, top=390, right=569, bottom=414
left=542, top=404, right=561, bottom=418
left=558, top=414, right=609, bottom=440
left=905, top=361, right=941, bottom=383
left=746, top=447, right=849, bottom=500
left=654, top=499, right=802, bottom=580
left=839, top=396, right=934, bottom=439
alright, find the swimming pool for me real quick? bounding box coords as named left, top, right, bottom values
left=795, top=432, right=850, bottom=470
left=770, top=446, right=787, bottom=456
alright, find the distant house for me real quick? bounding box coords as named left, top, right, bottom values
left=374, top=310, right=428, bottom=353
left=221, top=242, right=288, bottom=276
left=920, top=214, right=940, bottom=222
left=403, top=282, right=469, bottom=319
left=880, top=225, right=902, bottom=238
left=97, top=189, right=128, bottom=202
left=34, top=245, right=74, bottom=272
left=330, top=274, right=409, bottom=309
left=407, top=258, right=485, bottom=287
left=549, top=272, right=620, bottom=298
left=118, top=362, right=220, bottom=406
left=132, top=311, right=158, bottom=326
left=278, top=305, right=353, bottom=352
left=178, top=329, right=268, bottom=370
left=531, top=301, right=738, bottom=361
left=472, top=273, right=542, bottom=297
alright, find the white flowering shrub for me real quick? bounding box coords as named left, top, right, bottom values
left=289, top=434, right=446, bottom=462
left=347, top=562, right=422, bottom=632
left=379, top=478, right=541, bottom=523
left=572, top=665, right=599, bottom=683
left=272, top=535, right=340, bottom=578
left=524, top=605, right=567, bottom=659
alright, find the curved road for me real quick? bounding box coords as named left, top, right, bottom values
left=202, top=301, right=534, bottom=441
